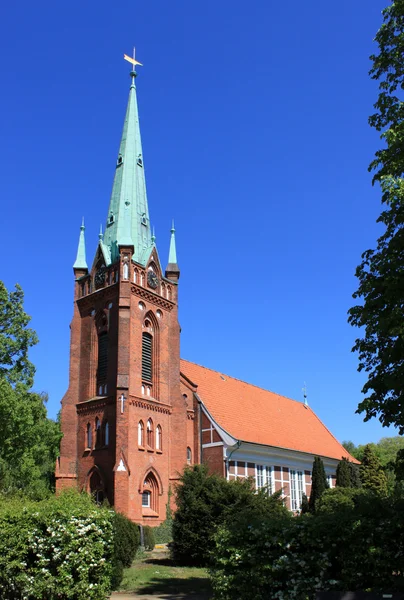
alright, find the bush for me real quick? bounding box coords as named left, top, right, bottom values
left=0, top=490, right=113, bottom=600
left=111, top=512, right=140, bottom=589
left=153, top=519, right=173, bottom=544
left=172, top=464, right=288, bottom=566
left=143, top=525, right=155, bottom=550
left=211, top=493, right=404, bottom=600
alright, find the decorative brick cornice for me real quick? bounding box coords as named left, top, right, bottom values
left=131, top=285, right=175, bottom=312
left=77, top=396, right=113, bottom=415
left=130, top=398, right=172, bottom=415
left=77, top=284, right=118, bottom=314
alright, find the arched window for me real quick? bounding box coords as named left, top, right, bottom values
left=187, top=447, right=192, bottom=464
left=142, top=333, right=153, bottom=383
left=156, top=425, right=162, bottom=451
left=95, top=417, right=101, bottom=447
left=147, top=419, right=153, bottom=448
left=86, top=423, right=92, bottom=449
left=142, top=471, right=159, bottom=514
left=123, top=261, right=129, bottom=280
left=104, top=422, right=109, bottom=446
left=138, top=421, right=144, bottom=447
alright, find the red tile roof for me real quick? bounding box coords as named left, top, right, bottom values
left=181, top=359, right=358, bottom=463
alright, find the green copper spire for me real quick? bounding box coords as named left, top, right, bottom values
left=102, top=68, right=151, bottom=264
left=73, top=218, right=88, bottom=270
left=168, top=220, right=177, bottom=264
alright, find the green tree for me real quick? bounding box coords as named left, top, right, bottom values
left=348, top=0, right=404, bottom=433
left=360, top=444, right=388, bottom=496
left=342, top=440, right=360, bottom=459
left=172, top=464, right=288, bottom=566
left=348, top=461, right=362, bottom=488
left=308, top=456, right=328, bottom=513
left=0, top=378, right=61, bottom=497
left=0, top=281, right=38, bottom=388
left=0, top=281, right=61, bottom=497
left=336, top=458, right=352, bottom=487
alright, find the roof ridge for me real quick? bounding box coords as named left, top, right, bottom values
left=180, top=358, right=305, bottom=407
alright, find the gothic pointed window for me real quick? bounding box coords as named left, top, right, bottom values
left=146, top=419, right=153, bottom=448
left=142, top=471, right=159, bottom=514
left=95, top=417, right=101, bottom=448
left=142, top=333, right=153, bottom=383
left=156, top=425, right=162, bottom=451
left=187, top=447, right=192, bottom=464
left=104, top=422, right=109, bottom=446
left=86, top=423, right=92, bottom=449
left=138, top=421, right=144, bottom=447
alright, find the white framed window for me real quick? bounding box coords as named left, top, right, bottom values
left=142, top=491, right=150, bottom=507
left=290, top=470, right=304, bottom=511
left=256, top=465, right=273, bottom=494
left=264, top=466, right=273, bottom=495
left=256, top=465, right=264, bottom=489
left=327, top=474, right=334, bottom=489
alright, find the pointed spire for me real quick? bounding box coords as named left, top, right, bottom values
left=102, top=63, right=151, bottom=264
left=99, top=224, right=103, bottom=241
left=73, top=218, right=88, bottom=270
left=165, top=219, right=180, bottom=281
left=151, top=226, right=156, bottom=244
left=168, top=220, right=177, bottom=264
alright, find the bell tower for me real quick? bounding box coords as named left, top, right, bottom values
left=56, top=55, right=187, bottom=523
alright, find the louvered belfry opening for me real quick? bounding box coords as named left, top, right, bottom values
left=97, top=332, right=108, bottom=385
left=142, top=332, right=153, bottom=382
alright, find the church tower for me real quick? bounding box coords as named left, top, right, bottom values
left=56, top=59, right=187, bottom=523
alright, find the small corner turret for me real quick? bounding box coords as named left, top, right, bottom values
left=165, top=220, right=180, bottom=282
left=73, top=218, right=88, bottom=273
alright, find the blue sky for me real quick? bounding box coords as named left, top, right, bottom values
left=0, top=0, right=394, bottom=446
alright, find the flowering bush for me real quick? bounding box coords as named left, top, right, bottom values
left=211, top=493, right=404, bottom=600
left=0, top=490, right=114, bottom=600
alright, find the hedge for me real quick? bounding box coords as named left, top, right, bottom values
left=0, top=490, right=113, bottom=600
left=211, top=492, right=404, bottom=600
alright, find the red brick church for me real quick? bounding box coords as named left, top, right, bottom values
left=56, top=61, right=355, bottom=523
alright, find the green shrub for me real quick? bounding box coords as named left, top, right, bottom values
left=111, top=512, right=140, bottom=589
left=143, top=524, right=155, bottom=550
left=153, top=519, right=173, bottom=544
left=172, top=464, right=288, bottom=566
left=0, top=490, right=113, bottom=600
left=211, top=494, right=404, bottom=600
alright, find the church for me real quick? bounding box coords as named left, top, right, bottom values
left=56, top=59, right=355, bottom=523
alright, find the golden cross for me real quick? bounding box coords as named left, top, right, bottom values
left=123, top=47, right=143, bottom=70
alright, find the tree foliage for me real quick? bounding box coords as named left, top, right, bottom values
left=172, top=464, right=288, bottom=566
left=348, top=0, right=404, bottom=433
left=360, top=444, right=388, bottom=496
left=336, top=457, right=361, bottom=488
left=0, top=377, right=61, bottom=498
left=0, top=281, right=38, bottom=388
left=336, top=458, right=351, bottom=487
left=0, top=280, right=61, bottom=497
left=308, top=456, right=328, bottom=513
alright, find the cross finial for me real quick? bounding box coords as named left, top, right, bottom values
left=123, top=47, right=143, bottom=78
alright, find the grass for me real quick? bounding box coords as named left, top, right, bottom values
left=118, top=549, right=212, bottom=599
